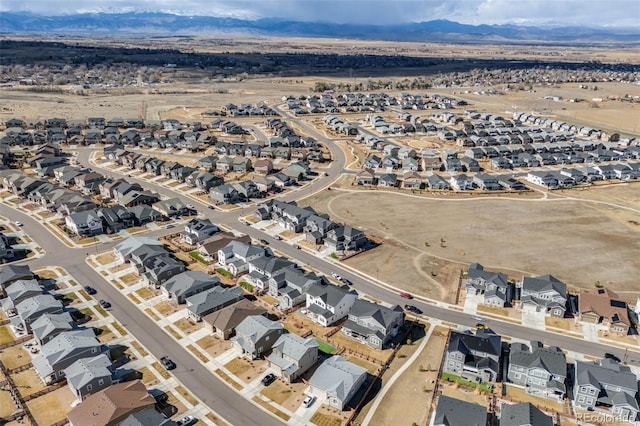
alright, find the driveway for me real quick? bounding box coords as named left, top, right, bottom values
left=521, top=305, right=546, bottom=330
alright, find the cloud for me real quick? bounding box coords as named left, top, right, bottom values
left=1, top=0, right=638, bottom=27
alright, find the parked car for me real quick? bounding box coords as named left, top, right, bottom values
left=259, top=239, right=270, bottom=245
left=274, top=235, right=282, bottom=240
left=84, top=286, right=97, bottom=295
left=331, top=272, right=342, bottom=281
left=186, top=204, right=195, bottom=209
left=99, top=299, right=111, bottom=309
left=341, top=278, right=352, bottom=285
left=293, top=244, right=301, bottom=250
left=176, top=415, right=197, bottom=426
left=166, top=224, right=175, bottom=229
left=404, top=304, right=422, bottom=314
left=261, top=373, right=276, bottom=386
left=400, top=292, right=413, bottom=299
left=207, top=205, right=214, bottom=210
left=160, top=356, right=176, bottom=370
left=15, top=221, right=23, bottom=227
left=302, top=395, right=316, bottom=408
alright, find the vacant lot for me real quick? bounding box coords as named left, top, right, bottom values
left=300, top=189, right=640, bottom=299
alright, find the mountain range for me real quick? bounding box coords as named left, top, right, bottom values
left=1, top=12, right=638, bottom=43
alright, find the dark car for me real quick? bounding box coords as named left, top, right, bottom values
left=161, top=356, right=176, bottom=370
left=99, top=299, right=111, bottom=309
left=604, top=352, right=622, bottom=363
left=261, top=373, right=276, bottom=386
left=260, top=239, right=270, bottom=245
left=84, top=286, right=97, bottom=295
left=404, top=304, right=422, bottom=314
left=207, top=205, right=214, bottom=210
left=341, top=278, right=352, bottom=285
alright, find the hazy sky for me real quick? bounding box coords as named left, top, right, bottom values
left=2, top=0, right=639, bottom=27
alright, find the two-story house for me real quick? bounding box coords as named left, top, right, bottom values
left=217, top=241, right=267, bottom=276
left=162, top=270, right=220, bottom=304
left=186, top=286, right=244, bottom=322
left=507, top=341, right=567, bottom=401
left=307, top=355, right=367, bottom=410
left=32, top=329, right=104, bottom=384
left=444, top=328, right=502, bottom=383
left=324, top=225, right=366, bottom=252
left=466, top=263, right=513, bottom=307
left=574, top=358, right=639, bottom=422
left=305, top=283, right=358, bottom=327
left=268, top=334, right=319, bottom=382
left=342, top=300, right=404, bottom=350
left=268, top=268, right=322, bottom=309
left=64, top=354, right=115, bottom=402
left=231, top=315, right=285, bottom=360
left=31, top=312, right=76, bottom=346
left=519, top=275, right=567, bottom=317
left=181, top=218, right=219, bottom=245
left=64, top=209, right=104, bottom=236
left=579, top=288, right=632, bottom=334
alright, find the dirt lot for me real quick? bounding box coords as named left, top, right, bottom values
left=196, top=335, right=233, bottom=357
left=363, top=325, right=447, bottom=426
left=299, top=188, right=640, bottom=300
left=0, top=345, right=31, bottom=370
left=26, top=387, right=74, bottom=426
left=225, top=358, right=267, bottom=384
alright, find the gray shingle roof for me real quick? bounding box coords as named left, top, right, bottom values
left=308, top=355, right=367, bottom=404
left=114, top=237, right=163, bottom=259
left=347, top=299, right=404, bottom=331
left=162, top=270, right=219, bottom=298
left=575, top=358, right=638, bottom=393
left=433, top=395, right=487, bottom=426
left=307, top=283, right=357, bottom=308
left=31, top=312, right=74, bottom=342
left=65, top=354, right=113, bottom=391
left=187, top=286, right=244, bottom=316
left=509, top=341, right=566, bottom=377
left=500, top=402, right=553, bottom=426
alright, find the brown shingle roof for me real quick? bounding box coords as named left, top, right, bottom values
left=198, top=233, right=251, bottom=256
left=202, top=299, right=266, bottom=334
left=66, top=380, right=155, bottom=426
left=579, top=288, right=630, bottom=327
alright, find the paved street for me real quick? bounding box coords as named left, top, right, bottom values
left=2, top=105, right=639, bottom=425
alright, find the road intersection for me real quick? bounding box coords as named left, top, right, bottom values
left=3, top=106, right=639, bottom=425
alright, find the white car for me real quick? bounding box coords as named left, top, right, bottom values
left=331, top=273, right=342, bottom=281
left=302, top=395, right=316, bottom=408
left=176, top=415, right=197, bottom=426
left=186, top=204, right=195, bottom=209
left=15, top=221, right=23, bottom=227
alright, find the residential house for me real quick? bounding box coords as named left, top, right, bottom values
left=433, top=395, right=488, bottom=426
left=65, top=209, right=104, bottom=236
left=66, top=380, right=157, bottom=426
left=128, top=205, right=163, bottom=225
left=153, top=198, right=189, bottom=217
left=113, top=236, right=164, bottom=264
left=574, top=358, right=639, bottom=422
left=231, top=315, right=285, bottom=359
left=500, top=402, right=553, bottom=426
left=98, top=206, right=136, bottom=234
left=65, top=354, right=115, bottom=402
left=99, top=178, right=127, bottom=200
left=579, top=288, right=632, bottom=334
left=31, top=312, right=75, bottom=345
left=143, top=255, right=185, bottom=288
left=232, top=157, right=252, bottom=173
left=3, top=279, right=43, bottom=309
left=444, top=328, right=501, bottom=383
left=197, top=233, right=251, bottom=263
left=402, top=171, right=422, bottom=189
left=181, top=218, right=219, bottom=245
left=202, top=299, right=266, bottom=340
left=74, top=172, right=105, bottom=194
left=355, top=169, right=376, bottom=186
left=466, top=263, right=512, bottom=307
left=378, top=173, right=398, bottom=188
left=450, top=174, right=473, bottom=190
left=0, top=264, right=35, bottom=292
left=162, top=271, right=220, bottom=304
left=508, top=341, right=567, bottom=401
left=324, top=225, right=366, bottom=252
left=253, top=158, right=274, bottom=175
left=268, top=334, right=319, bottom=382
left=186, top=286, right=244, bottom=322
left=342, top=300, right=404, bottom=350
left=209, top=184, right=241, bottom=205
left=427, top=174, right=450, bottom=190
left=16, top=294, right=64, bottom=333
left=120, top=190, right=160, bottom=208
left=217, top=241, right=267, bottom=276
left=519, top=275, right=567, bottom=317
left=307, top=355, right=367, bottom=410
left=112, top=182, right=144, bottom=202
left=268, top=268, right=322, bottom=309
left=32, top=329, right=103, bottom=384
left=198, top=155, right=217, bottom=171
left=305, top=283, right=358, bottom=327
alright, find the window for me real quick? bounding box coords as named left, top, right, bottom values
left=588, top=388, right=596, bottom=395
left=98, top=379, right=104, bottom=386
left=87, top=384, right=92, bottom=391
left=513, top=373, right=521, bottom=380
left=578, top=396, right=585, bottom=403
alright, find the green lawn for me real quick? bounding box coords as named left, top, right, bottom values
left=315, top=338, right=335, bottom=355
left=189, top=251, right=207, bottom=264
left=441, top=372, right=493, bottom=392
left=239, top=281, right=254, bottom=292
left=215, top=268, right=232, bottom=278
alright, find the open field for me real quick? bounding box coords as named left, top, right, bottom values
left=299, top=187, right=640, bottom=300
